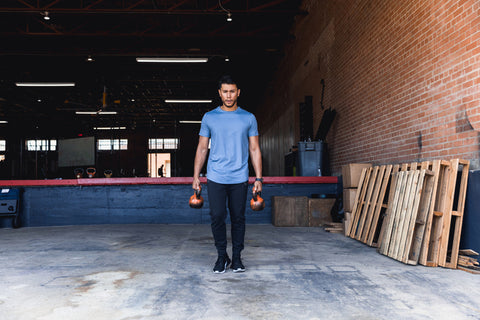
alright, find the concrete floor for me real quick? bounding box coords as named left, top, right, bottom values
left=0, top=224, right=479, bottom=320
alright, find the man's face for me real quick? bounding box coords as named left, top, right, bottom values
left=218, top=84, right=240, bottom=108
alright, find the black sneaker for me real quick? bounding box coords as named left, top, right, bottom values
left=213, top=255, right=231, bottom=274
left=231, top=256, right=245, bottom=273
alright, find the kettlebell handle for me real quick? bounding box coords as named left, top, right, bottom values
left=252, top=190, right=261, bottom=201
left=195, top=187, right=202, bottom=199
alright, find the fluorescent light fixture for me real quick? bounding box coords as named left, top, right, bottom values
left=16, top=82, right=75, bottom=87
left=136, top=57, right=208, bottom=63
left=75, top=111, right=117, bottom=115
left=179, top=120, right=202, bottom=124
left=0, top=120, right=8, bottom=124
left=165, top=99, right=212, bottom=103
left=94, top=127, right=126, bottom=130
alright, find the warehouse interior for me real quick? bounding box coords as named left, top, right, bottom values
left=1, top=0, right=480, bottom=319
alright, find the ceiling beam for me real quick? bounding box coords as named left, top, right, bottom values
left=0, top=7, right=304, bottom=15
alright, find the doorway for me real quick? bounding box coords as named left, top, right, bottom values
left=148, top=153, right=171, bottom=177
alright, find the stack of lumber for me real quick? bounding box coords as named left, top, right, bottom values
left=345, top=159, right=470, bottom=269
left=323, top=222, right=344, bottom=233
left=456, top=249, right=480, bottom=274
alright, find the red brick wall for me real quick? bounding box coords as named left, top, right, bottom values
left=256, top=0, right=480, bottom=176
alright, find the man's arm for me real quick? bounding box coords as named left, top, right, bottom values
left=192, top=136, right=210, bottom=190
left=249, top=135, right=263, bottom=193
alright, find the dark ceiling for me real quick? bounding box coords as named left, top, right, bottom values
left=0, top=0, right=305, bottom=137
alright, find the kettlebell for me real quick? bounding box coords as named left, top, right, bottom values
left=189, top=186, right=204, bottom=209
left=74, top=168, right=84, bottom=179
left=86, top=167, right=96, bottom=178
left=250, top=190, right=265, bottom=211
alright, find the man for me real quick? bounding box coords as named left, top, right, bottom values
left=192, top=75, right=263, bottom=273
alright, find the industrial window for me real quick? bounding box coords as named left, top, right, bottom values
left=97, top=139, right=128, bottom=151
left=26, top=139, right=57, bottom=151
left=148, top=138, right=179, bottom=150
left=0, top=140, right=5, bottom=151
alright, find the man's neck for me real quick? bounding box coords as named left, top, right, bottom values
left=221, top=104, right=238, bottom=112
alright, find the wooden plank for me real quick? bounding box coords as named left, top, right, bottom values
left=459, top=249, right=479, bottom=256
left=457, top=266, right=480, bottom=274
left=367, top=164, right=393, bottom=247
left=346, top=168, right=369, bottom=237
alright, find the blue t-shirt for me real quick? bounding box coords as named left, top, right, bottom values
left=199, top=106, right=259, bottom=184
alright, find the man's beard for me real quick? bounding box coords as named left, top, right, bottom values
left=224, top=100, right=237, bottom=108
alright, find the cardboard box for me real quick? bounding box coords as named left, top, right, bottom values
left=308, top=198, right=336, bottom=227
left=343, top=212, right=352, bottom=236
left=343, top=188, right=357, bottom=212
left=342, top=163, right=372, bottom=188
left=272, top=196, right=309, bottom=227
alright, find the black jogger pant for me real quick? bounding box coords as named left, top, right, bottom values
left=207, top=179, right=248, bottom=257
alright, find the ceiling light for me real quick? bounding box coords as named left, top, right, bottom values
left=165, top=99, right=212, bottom=103
left=75, top=111, right=117, bottom=115
left=93, top=127, right=126, bottom=130
left=43, top=11, right=50, bottom=20
left=16, top=82, right=75, bottom=87
left=218, top=0, right=232, bottom=22
left=86, top=55, right=94, bottom=62
left=179, top=120, right=202, bottom=124
left=136, top=58, right=208, bottom=63
left=0, top=121, right=8, bottom=124
left=225, top=57, right=230, bottom=62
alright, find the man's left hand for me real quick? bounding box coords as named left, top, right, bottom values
left=253, top=180, right=262, bottom=193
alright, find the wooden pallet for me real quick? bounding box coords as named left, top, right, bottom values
left=377, top=168, right=435, bottom=264
left=345, top=159, right=469, bottom=268
left=439, top=159, right=470, bottom=268
left=346, top=165, right=393, bottom=246
left=416, top=159, right=469, bottom=268
left=418, top=160, right=450, bottom=267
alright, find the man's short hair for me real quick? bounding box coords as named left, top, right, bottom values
left=218, top=75, right=238, bottom=89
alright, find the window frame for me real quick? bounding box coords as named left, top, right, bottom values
left=148, top=138, right=179, bottom=150
left=25, top=139, right=57, bottom=151
left=97, top=138, right=128, bottom=151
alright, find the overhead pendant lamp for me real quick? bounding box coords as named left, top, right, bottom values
left=136, top=57, right=208, bottom=63
left=165, top=99, right=212, bottom=103
left=15, top=82, right=75, bottom=87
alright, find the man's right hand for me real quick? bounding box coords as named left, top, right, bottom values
left=192, top=177, right=201, bottom=190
